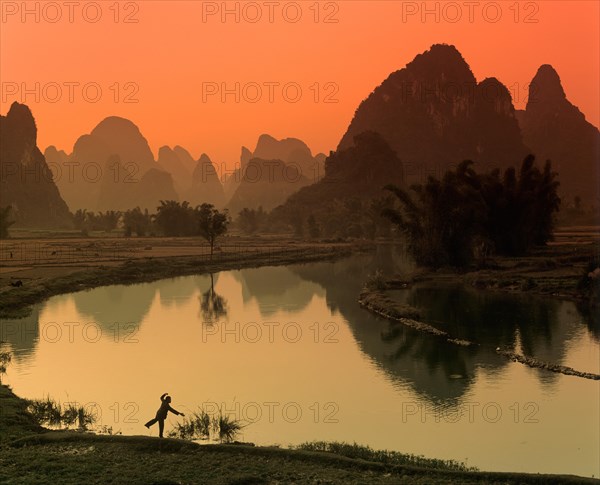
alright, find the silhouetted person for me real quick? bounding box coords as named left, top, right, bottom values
left=144, top=393, right=184, bottom=438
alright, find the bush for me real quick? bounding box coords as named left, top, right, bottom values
left=169, top=406, right=245, bottom=443
left=26, top=397, right=97, bottom=430
left=365, top=270, right=388, bottom=291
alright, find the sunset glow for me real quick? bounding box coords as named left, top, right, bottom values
left=2, top=1, right=599, bottom=166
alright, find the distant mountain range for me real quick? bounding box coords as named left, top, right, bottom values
left=45, top=116, right=178, bottom=212
left=3, top=43, right=599, bottom=227
left=45, top=122, right=324, bottom=215
left=337, top=43, right=599, bottom=202
left=226, top=134, right=326, bottom=215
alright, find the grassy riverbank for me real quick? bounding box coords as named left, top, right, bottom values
left=1, top=386, right=597, bottom=485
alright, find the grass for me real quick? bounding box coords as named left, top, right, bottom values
left=0, top=384, right=43, bottom=442
left=2, top=430, right=598, bottom=485
left=294, top=441, right=477, bottom=472
left=169, top=406, right=246, bottom=443
left=25, top=396, right=97, bottom=431
left=212, top=411, right=245, bottom=443
left=168, top=407, right=212, bottom=441
left=2, top=385, right=598, bottom=484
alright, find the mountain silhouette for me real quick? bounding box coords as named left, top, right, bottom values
left=0, top=103, right=71, bottom=227
left=97, top=155, right=179, bottom=211
left=251, top=134, right=324, bottom=179
left=225, top=134, right=324, bottom=213
left=272, top=131, right=404, bottom=225
left=88, top=116, right=156, bottom=173
left=157, top=146, right=193, bottom=195
left=185, top=153, right=226, bottom=207
left=223, top=146, right=252, bottom=201
left=227, top=157, right=311, bottom=215
left=516, top=65, right=600, bottom=203
left=338, top=44, right=529, bottom=183
left=64, top=117, right=178, bottom=211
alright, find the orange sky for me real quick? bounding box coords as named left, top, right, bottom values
left=1, top=1, right=599, bottom=169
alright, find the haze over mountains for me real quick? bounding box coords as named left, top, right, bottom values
left=2, top=43, right=598, bottom=227
left=45, top=117, right=230, bottom=212
left=46, top=116, right=178, bottom=212
left=226, top=134, right=327, bottom=214
left=44, top=120, right=324, bottom=216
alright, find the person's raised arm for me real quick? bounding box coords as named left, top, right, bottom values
left=168, top=405, right=183, bottom=416
left=160, top=393, right=168, bottom=402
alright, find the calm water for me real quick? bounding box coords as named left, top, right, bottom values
left=1, top=247, right=599, bottom=477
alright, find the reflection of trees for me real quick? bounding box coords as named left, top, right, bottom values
left=379, top=320, right=487, bottom=404
left=291, top=245, right=597, bottom=403
left=0, top=305, right=41, bottom=363
left=382, top=322, right=476, bottom=377
left=291, top=246, right=479, bottom=402
left=200, top=273, right=228, bottom=324
left=576, top=302, right=600, bottom=342
left=403, top=285, right=564, bottom=360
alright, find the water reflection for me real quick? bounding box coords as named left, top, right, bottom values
left=0, top=304, right=41, bottom=363
left=1, top=245, right=597, bottom=401
left=231, top=266, right=324, bottom=316
left=293, top=247, right=598, bottom=398
left=200, top=273, right=228, bottom=324
left=1, top=245, right=598, bottom=476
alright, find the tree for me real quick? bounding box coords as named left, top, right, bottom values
left=366, top=196, right=395, bottom=239
left=291, top=217, right=304, bottom=239
left=123, top=207, right=152, bottom=237
left=99, top=211, right=121, bottom=232
left=155, top=200, right=195, bottom=237
left=383, top=156, right=559, bottom=267
left=0, top=206, right=15, bottom=239
left=479, top=155, right=560, bottom=255
left=72, top=209, right=87, bottom=230
left=384, top=160, right=486, bottom=267
left=307, top=214, right=321, bottom=239
left=196, top=204, right=230, bottom=257
left=237, top=206, right=267, bottom=234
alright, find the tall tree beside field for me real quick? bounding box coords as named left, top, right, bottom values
left=196, top=204, right=230, bottom=257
